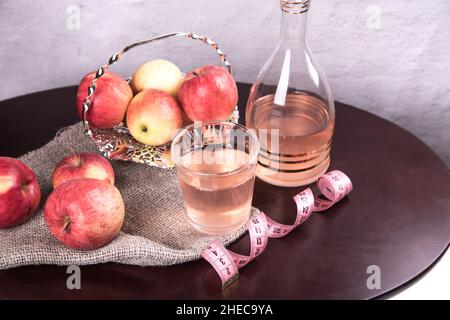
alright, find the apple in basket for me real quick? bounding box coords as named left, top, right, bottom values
left=0, top=157, right=41, bottom=228
left=44, top=178, right=125, bottom=250
left=76, top=71, right=133, bottom=128
left=52, top=151, right=115, bottom=189
left=178, top=65, right=238, bottom=121
left=126, top=89, right=183, bottom=146
left=130, top=59, right=183, bottom=96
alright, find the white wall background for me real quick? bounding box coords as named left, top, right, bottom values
left=0, top=0, right=449, bottom=164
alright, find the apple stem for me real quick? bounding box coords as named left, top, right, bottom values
left=20, top=181, right=30, bottom=192
left=66, top=147, right=77, bottom=158
left=62, top=216, right=72, bottom=233
left=66, top=147, right=83, bottom=167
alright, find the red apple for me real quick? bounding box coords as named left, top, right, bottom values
left=0, top=157, right=41, bottom=228
left=44, top=179, right=125, bottom=250
left=52, top=152, right=115, bottom=189
left=76, top=71, right=133, bottom=128
left=178, top=65, right=238, bottom=121
left=126, top=89, right=183, bottom=146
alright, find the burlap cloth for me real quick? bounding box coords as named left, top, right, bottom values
left=0, top=122, right=253, bottom=270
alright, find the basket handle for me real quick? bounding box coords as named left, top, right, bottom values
left=81, top=32, right=233, bottom=136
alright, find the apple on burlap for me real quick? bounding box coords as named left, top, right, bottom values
left=52, top=152, right=115, bottom=189
left=0, top=157, right=41, bottom=229
left=44, top=178, right=125, bottom=251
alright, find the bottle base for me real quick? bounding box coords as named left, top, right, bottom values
left=256, top=157, right=330, bottom=187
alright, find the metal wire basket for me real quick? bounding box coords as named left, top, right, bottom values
left=80, top=32, right=239, bottom=169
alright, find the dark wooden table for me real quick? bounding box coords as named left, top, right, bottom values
left=0, top=83, right=449, bottom=300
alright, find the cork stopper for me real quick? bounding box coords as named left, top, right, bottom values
left=280, top=0, right=310, bottom=14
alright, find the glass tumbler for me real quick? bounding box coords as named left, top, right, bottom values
left=171, top=121, right=260, bottom=235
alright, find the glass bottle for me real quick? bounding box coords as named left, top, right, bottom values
left=246, top=0, right=335, bottom=187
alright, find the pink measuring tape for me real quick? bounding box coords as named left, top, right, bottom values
left=201, top=170, right=353, bottom=290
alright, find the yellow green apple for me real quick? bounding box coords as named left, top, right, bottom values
left=126, top=89, right=183, bottom=146
left=130, top=59, right=183, bottom=96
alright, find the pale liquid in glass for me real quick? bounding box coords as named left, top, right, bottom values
left=247, top=93, right=334, bottom=187
left=178, top=148, right=255, bottom=235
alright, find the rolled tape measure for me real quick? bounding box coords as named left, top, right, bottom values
left=202, top=170, right=353, bottom=291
